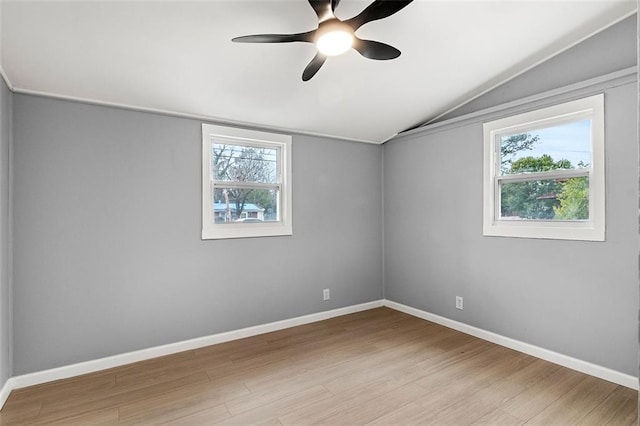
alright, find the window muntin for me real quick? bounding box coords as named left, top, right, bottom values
left=483, top=94, right=604, bottom=241
left=202, top=124, right=292, bottom=239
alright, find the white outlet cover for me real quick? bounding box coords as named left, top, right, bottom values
left=455, top=296, right=463, bottom=310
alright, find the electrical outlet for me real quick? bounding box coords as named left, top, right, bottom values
left=323, top=288, right=330, bottom=301
left=455, top=296, right=463, bottom=310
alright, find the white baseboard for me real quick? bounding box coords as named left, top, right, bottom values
left=2, top=300, right=383, bottom=406
left=0, top=377, right=12, bottom=409
left=382, top=299, right=639, bottom=390
left=0, top=297, right=635, bottom=411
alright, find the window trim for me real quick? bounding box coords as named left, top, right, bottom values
left=483, top=94, right=605, bottom=241
left=202, top=124, right=292, bottom=240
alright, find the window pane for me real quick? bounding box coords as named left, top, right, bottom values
left=212, top=143, right=278, bottom=184
left=499, top=120, right=591, bottom=176
left=500, top=176, right=589, bottom=221
left=212, top=187, right=279, bottom=223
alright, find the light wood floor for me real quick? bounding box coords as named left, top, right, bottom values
left=0, top=307, right=637, bottom=425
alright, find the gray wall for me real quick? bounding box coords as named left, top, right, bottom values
left=384, top=17, right=638, bottom=375
left=438, top=14, right=637, bottom=122
left=12, top=95, right=383, bottom=375
left=0, top=78, right=11, bottom=387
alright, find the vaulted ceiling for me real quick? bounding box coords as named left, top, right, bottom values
left=1, top=1, right=636, bottom=143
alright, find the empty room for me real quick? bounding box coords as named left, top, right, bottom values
left=0, top=0, right=637, bottom=424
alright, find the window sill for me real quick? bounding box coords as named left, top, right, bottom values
left=202, top=223, right=293, bottom=240
left=483, top=221, right=604, bottom=241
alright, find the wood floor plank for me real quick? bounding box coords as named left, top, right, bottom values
left=411, top=381, right=498, bottom=423
left=286, top=337, right=380, bottom=371
left=526, top=375, right=618, bottom=425
left=317, top=382, right=430, bottom=424
left=320, top=344, right=436, bottom=395
left=0, top=398, right=42, bottom=425
left=246, top=339, right=423, bottom=397
left=364, top=401, right=429, bottom=426
left=117, top=378, right=248, bottom=423
left=113, top=351, right=200, bottom=385
left=217, top=358, right=307, bottom=393
left=38, top=407, right=120, bottom=425
left=224, top=381, right=323, bottom=416
left=277, top=367, right=425, bottom=425
left=0, top=307, right=635, bottom=425
left=7, top=371, right=117, bottom=404
left=218, top=385, right=333, bottom=424
left=471, top=408, right=525, bottom=425
left=278, top=356, right=438, bottom=425
left=417, top=380, right=528, bottom=425
left=157, top=403, right=231, bottom=425
left=204, top=355, right=297, bottom=382
left=37, top=370, right=211, bottom=423
left=413, top=340, right=496, bottom=392
left=497, top=365, right=593, bottom=421
left=502, top=357, right=563, bottom=388
left=577, top=385, right=639, bottom=425
left=425, top=347, right=536, bottom=399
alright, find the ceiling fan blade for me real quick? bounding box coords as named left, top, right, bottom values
left=302, top=53, right=327, bottom=81
left=331, top=0, right=341, bottom=12
left=345, top=0, right=413, bottom=30
left=352, top=38, right=401, bottom=60
left=308, top=0, right=334, bottom=22
left=232, top=32, right=315, bottom=44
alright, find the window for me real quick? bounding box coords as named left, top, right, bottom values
left=483, top=94, right=604, bottom=241
left=202, top=124, right=292, bottom=239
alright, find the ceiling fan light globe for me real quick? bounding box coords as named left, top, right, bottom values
left=316, top=30, right=353, bottom=56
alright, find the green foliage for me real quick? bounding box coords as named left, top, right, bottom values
left=501, top=180, right=562, bottom=219
left=554, top=177, right=589, bottom=220
left=244, top=189, right=277, bottom=220
left=508, top=154, right=572, bottom=174
left=501, top=155, right=573, bottom=220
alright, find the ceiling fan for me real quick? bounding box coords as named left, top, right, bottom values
left=232, top=0, right=414, bottom=81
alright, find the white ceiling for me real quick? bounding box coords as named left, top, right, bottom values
left=1, top=0, right=636, bottom=144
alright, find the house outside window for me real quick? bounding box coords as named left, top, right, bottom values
left=202, top=124, right=292, bottom=239
left=483, top=94, right=605, bottom=241
left=213, top=203, right=264, bottom=222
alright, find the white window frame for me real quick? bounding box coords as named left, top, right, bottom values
left=202, top=123, right=292, bottom=240
left=483, top=94, right=605, bottom=241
